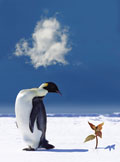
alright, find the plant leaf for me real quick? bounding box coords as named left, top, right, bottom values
left=95, top=131, right=102, bottom=138
left=96, top=122, right=104, bottom=131
left=88, top=122, right=96, bottom=130
left=84, top=134, right=96, bottom=142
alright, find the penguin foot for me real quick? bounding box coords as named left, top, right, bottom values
left=45, top=144, right=55, bottom=150
left=39, top=139, right=55, bottom=150
left=23, top=147, right=35, bottom=151
left=40, top=143, right=55, bottom=150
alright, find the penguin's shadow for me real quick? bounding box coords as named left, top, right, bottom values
left=38, top=149, right=88, bottom=153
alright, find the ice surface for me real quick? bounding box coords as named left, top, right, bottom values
left=0, top=114, right=120, bottom=162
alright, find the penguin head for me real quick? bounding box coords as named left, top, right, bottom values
left=40, top=82, right=61, bottom=95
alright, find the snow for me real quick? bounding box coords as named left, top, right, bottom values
left=0, top=114, right=120, bottom=162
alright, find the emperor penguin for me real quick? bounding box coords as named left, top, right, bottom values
left=15, top=82, right=61, bottom=151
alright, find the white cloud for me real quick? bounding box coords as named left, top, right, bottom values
left=14, top=17, right=71, bottom=68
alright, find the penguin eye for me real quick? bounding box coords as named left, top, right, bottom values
left=50, top=84, right=57, bottom=91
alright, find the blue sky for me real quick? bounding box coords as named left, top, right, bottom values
left=0, top=0, right=120, bottom=112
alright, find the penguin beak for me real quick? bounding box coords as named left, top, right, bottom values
left=56, top=90, right=62, bottom=96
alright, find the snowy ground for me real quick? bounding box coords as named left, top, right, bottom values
left=0, top=114, right=120, bottom=162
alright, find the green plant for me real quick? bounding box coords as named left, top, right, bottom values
left=84, top=122, right=104, bottom=149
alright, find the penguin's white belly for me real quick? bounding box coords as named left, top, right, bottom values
left=15, top=94, right=42, bottom=149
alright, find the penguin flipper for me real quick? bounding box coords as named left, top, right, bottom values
left=29, top=97, right=43, bottom=133
left=32, top=98, right=54, bottom=150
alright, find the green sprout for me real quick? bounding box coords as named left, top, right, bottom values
left=84, top=122, right=104, bottom=149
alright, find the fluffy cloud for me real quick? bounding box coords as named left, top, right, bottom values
left=14, top=17, right=71, bottom=68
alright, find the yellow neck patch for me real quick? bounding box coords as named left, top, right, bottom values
left=43, top=83, right=48, bottom=87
